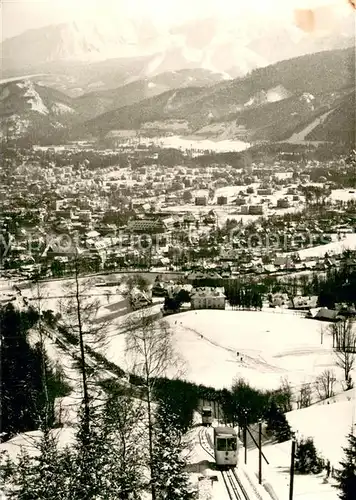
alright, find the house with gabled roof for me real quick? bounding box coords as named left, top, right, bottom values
left=191, top=287, right=225, bottom=310
left=307, top=307, right=341, bottom=322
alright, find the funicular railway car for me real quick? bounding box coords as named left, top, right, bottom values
left=201, top=407, right=213, bottom=426
left=213, top=426, right=238, bottom=467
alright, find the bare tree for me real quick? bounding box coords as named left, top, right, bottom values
left=58, top=259, right=109, bottom=441
left=297, top=383, right=312, bottom=409
left=125, top=311, right=183, bottom=500
left=329, top=318, right=356, bottom=351
left=330, top=318, right=355, bottom=390
left=124, top=274, right=150, bottom=294
left=335, top=350, right=355, bottom=390
left=315, top=369, right=336, bottom=401
left=278, top=377, right=294, bottom=412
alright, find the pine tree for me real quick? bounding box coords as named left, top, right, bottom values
left=265, top=401, right=293, bottom=443
left=154, top=379, right=199, bottom=433
left=2, top=430, right=69, bottom=500
left=101, top=384, right=145, bottom=500
left=65, top=384, right=146, bottom=500
left=295, top=437, right=324, bottom=474
left=69, top=403, right=109, bottom=500
left=152, top=402, right=194, bottom=500
left=335, top=432, right=356, bottom=500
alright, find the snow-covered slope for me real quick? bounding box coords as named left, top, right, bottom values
left=286, top=400, right=354, bottom=466
left=91, top=307, right=346, bottom=395
left=247, top=393, right=355, bottom=500
left=0, top=79, right=78, bottom=140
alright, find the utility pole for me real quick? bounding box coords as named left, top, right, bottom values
left=289, top=440, right=296, bottom=500
left=353, top=344, right=356, bottom=436
left=244, top=411, right=247, bottom=464
left=258, top=421, right=262, bottom=484
left=244, top=425, right=247, bottom=464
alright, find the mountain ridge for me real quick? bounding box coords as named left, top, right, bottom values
left=1, top=15, right=354, bottom=96
left=1, top=47, right=354, bottom=147
left=79, top=47, right=355, bottom=143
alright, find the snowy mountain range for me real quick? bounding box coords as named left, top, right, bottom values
left=1, top=47, right=354, bottom=146
left=79, top=47, right=355, bottom=144
left=1, top=14, right=354, bottom=96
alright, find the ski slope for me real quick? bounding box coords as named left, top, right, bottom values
left=160, top=309, right=340, bottom=392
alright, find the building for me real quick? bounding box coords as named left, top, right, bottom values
left=307, top=307, right=340, bottom=322
left=195, top=196, right=208, bottom=206
left=217, top=196, right=228, bottom=205
left=290, top=296, right=318, bottom=310
left=257, top=188, right=273, bottom=196
left=274, top=256, right=295, bottom=270
left=277, top=198, right=290, bottom=209
left=130, top=288, right=152, bottom=310
left=269, top=293, right=290, bottom=307
left=191, top=287, right=226, bottom=310
left=248, top=205, right=264, bottom=215
left=77, top=210, right=92, bottom=222
left=127, top=219, right=166, bottom=234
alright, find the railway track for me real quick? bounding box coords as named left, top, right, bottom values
left=222, top=468, right=250, bottom=500
left=198, top=427, right=215, bottom=460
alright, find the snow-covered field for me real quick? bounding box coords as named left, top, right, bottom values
left=295, top=233, right=356, bottom=259
left=0, top=428, right=76, bottom=462
left=3, top=276, right=345, bottom=395
left=98, top=308, right=344, bottom=396
left=162, top=310, right=340, bottom=391
left=330, top=189, right=356, bottom=203
left=0, top=276, right=127, bottom=315
left=153, top=135, right=250, bottom=153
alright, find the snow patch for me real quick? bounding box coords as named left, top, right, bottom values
left=245, top=85, right=291, bottom=107
left=265, top=85, right=292, bottom=103
left=146, top=52, right=166, bottom=76
left=17, top=80, right=49, bottom=115
left=164, top=91, right=178, bottom=111
left=51, top=102, right=75, bottom=115
left=300, top=92, right=315, bottom=110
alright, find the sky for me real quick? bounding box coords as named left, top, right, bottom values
left=1, top=0, right=354, bottom=41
